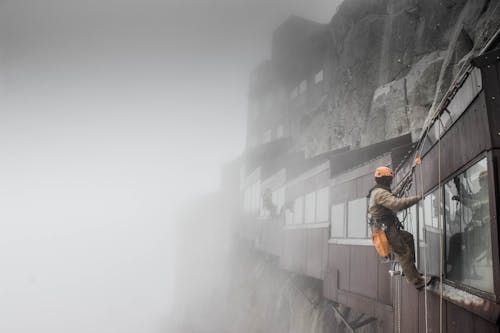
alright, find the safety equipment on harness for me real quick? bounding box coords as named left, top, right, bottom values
left=372, top=229, right=392, bottom=257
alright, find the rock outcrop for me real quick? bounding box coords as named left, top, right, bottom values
left=298, top=0, right=500, bottom=156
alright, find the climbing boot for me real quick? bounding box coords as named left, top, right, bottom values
left=414, top=275, right=433, bottom=290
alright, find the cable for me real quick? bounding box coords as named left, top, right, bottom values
left=418, top=159, right=429, bottom=333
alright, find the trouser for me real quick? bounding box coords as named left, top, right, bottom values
left=372, top=224, right=420, bottom=284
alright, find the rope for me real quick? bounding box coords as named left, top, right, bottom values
left=438, top=115, right=443, bottom=333
left=417, top=158, right=428, bottom=333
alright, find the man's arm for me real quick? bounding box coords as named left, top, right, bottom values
left=376, top=189, right=421, bottom=212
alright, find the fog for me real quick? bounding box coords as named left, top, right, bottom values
left=0, top=0, right=340, bottom=332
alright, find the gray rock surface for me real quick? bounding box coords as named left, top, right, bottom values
left=297, top=0, right=500, bottom=157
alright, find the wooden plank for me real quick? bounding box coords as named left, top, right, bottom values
left=377, top=255, right=393, bottom=306
left=327, top=244, right=351, bottom=291
left=421, top=92, right=490, bottom=193
left=418, top=291, right=445, bottom=333
left=400, top=282, right=419, bottom=333
left=349, top=245, right=378, bottom=299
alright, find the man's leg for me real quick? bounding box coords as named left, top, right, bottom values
left=387, top=228, right=421, bottom=284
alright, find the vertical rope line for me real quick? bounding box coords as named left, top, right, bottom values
left=419, top=161, right=428, bottom=333
left=438, top=117, right=444, bottom=333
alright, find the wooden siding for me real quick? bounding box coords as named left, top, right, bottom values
left=281, top=226, right=329, bottom=279
left=420, top=92, right=490, bottom=193
left=324, top=243, right=393, bottom=313
left=476, top=49, right=500, bottom=149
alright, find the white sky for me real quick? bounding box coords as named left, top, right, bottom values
left=0, top=0, right=341, bottom=332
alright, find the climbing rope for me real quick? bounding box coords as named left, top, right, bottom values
left=417, top=158, right=429, bottom=333
left=438, top=116, right=444, bottom=333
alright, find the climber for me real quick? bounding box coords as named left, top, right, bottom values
left=367, top=166, right=432, bottom=289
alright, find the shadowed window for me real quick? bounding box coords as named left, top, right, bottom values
left=444, top=158, right=493, bottom=293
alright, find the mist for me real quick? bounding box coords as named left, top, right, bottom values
left=0, top=0, right=341, bottom=332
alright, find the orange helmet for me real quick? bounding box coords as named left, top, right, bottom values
left=374, top=166, right=393, bottom=178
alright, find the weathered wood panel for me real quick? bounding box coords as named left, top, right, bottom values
left=418, top=291, right=445, bottom=333
left=421, top=92, right=490, bottom=193
left=327, top=244, right=350, bottom=292
left=377, top=256, right=392, bottom=306
left=304, top=169, right=330, bottom=193
left=330, top=181, right=356, bottom=204
left=349, top=246, right=378, bottom=299
left=400, top=282, right=419, bottom=333
left=306, top=227, right=328, bottom=279
left=281, top=229, right=307, bottom=274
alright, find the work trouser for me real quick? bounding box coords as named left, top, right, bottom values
left=371, top=223, right=420, bottom=284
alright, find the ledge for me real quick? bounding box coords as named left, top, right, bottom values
left=283, top=222, right=329, bottom=230
left=427, top=281, right=500, bottom=324
left=328, top=238, right=373, bottom=246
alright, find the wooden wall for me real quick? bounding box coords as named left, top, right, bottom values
left=281, top=226, right=329, bottom=280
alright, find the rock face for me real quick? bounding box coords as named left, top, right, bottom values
left=294, top=0, right=500, bottom=156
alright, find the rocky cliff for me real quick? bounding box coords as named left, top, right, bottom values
left=298, top=0, right=500, bottom=156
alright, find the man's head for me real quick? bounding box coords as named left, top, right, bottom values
left=374, top=166, right=393, bottom=187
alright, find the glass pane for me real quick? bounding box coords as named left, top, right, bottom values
left=305, top=192, right=316, bottom=223
left=399, top=205, right=418, bottom=252
left=347, top=198, right=368, bottom=238
left=316, top=187, right=329, bottom=222
left=293, top=197, right=304, bottom=224
left=445, top=158, right=493, bottom=293
left=418, top=189, right=442, bottom=276
left=331, top=203, right=345, bottom=238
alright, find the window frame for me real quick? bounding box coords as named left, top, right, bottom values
left=417, top=151, right=497, bottom=300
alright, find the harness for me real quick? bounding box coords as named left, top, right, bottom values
left=367, top=185, right=404, bottom=230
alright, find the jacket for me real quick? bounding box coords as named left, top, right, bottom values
left=368, top=186, right=420, bottom=223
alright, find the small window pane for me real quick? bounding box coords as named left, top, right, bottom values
left=418, top=189, right=442, bottom=276
left=331, top=203, right=345, bottom=238
left=347, top=198, right=368, bottom=238
left=305, top=192, right=316, bottom=223
left=293, top=197, right=304, bottom=224
left=272, top=187, right=285, bottom=215
left=277, top=124, right=284, bottom=138
left=398, top=204, right=419, bottom=262
left=445, top=158, right=493, bottom=293
left=316, top=187, right=329, bottom=222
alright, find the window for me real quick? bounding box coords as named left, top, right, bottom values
left=299, top=80, right=307, bottom=94
left=418, top=188, right=442, bottom=276
left=277, top=124, right=284, bottom=138
left=293, top=196, right=304, bottom=224
left=316, top=187, right=329, bottom=222
left=444, top=158, right=493, bottom=293
left=315, top=70, right=324, bottom=84
left=331, top=203, right=345, bottom=238
left=272, top=187, right=285, bottom=215
left=398, top=204, right=418, bottom=262
left=347, top=198, right=368, bottom=238
left=305, top=192, right=316, bottom=223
